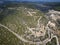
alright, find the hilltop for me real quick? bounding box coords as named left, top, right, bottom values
left=0, top=4, right=48, bottom=45
left=0, top=3, right=60, bottom=45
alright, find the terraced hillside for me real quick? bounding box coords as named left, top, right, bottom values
left=0, top=5, right=48, bottom=45
left=0, top=3, right=60, bottom=45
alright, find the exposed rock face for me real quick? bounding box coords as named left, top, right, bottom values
left=46, top=10, right=60, bottom=28
left=46, top=10, right=60, bottom=44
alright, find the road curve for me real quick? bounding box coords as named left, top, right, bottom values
left=0, top=24, right=43, bottom=44
left=0, top=23, right=59, bottom=45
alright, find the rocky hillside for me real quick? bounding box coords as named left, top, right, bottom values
left=0, top=5, right=48, bottom=45
left=0, top=3, right=60, bottom=45
left=46, top=10, right=60, bottom=44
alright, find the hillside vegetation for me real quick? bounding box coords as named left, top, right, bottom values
left=0, top=4, right=48, bottom=45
